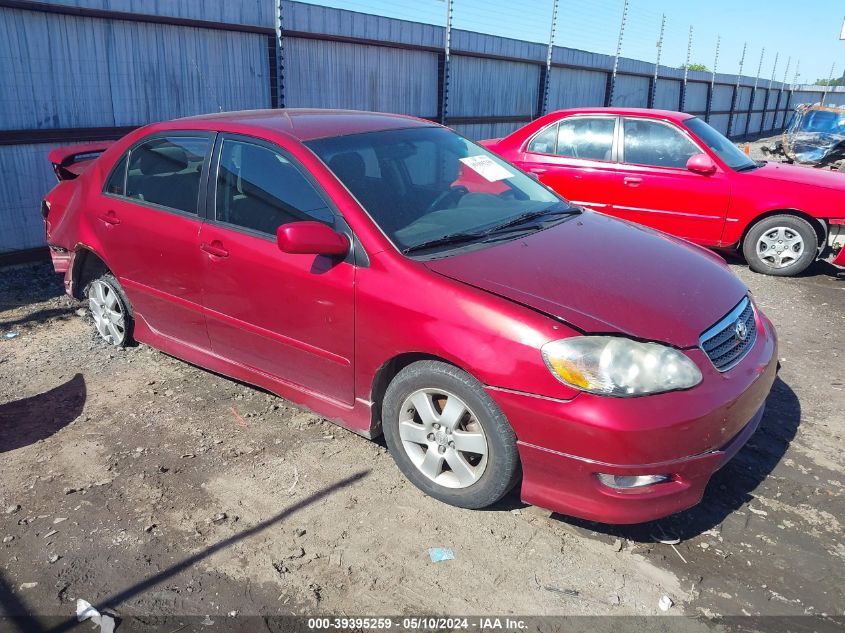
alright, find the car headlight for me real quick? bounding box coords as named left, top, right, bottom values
left=541, top=336, right=702, bottom=397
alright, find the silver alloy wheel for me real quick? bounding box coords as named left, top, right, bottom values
left=756, top=226, right=805, bottom=268
left=87, top=279, right=126, bottom=345
left=398, top=388, right=488, bottom=489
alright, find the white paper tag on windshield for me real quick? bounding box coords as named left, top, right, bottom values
left=459, top=155, right=514, bottom=182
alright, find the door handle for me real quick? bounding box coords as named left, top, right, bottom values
left=623, top=177, right=643, bottom=186
left=98, top=210, right=121, bottom=225
left=528, top=167, right=547, bottom=174
left=200, top=241, right=229, bottom=258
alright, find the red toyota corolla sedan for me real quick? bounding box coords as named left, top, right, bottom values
left=42, top=109, right=778, bottom=524
left=482, top=107, right=845, bottom=276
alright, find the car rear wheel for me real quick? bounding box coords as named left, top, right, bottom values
left=382, top=360, right=520, bottom=509
left=86, top=273, right=132, bottom=347
left=742, top=215, right=817, bottom=276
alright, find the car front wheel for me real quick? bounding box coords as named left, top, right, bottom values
left=382, top=360, right=520, bottom=509
left=742, top=214, right=817, bottom=276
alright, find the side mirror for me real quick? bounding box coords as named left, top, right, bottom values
left=686, top=153, right=717, bottom=176
left=277, top=221, right=349, bottom=257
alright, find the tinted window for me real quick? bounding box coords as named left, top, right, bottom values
left=104, top=155, right=127, bottom=195
left=527, top=123, right=558, bottom=154
left=126, top=136, right=208, bottom=214
left=623, top=119, right=700, bottom=168
left=555, top=117, right=615, bottom=161
left=215, top=139, right=333, bottom=235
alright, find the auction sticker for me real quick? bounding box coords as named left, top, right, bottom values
left=459, top=155, right=514, bottom=182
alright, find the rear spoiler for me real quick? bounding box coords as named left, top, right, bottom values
left=48, top=141, right=115, bottom=181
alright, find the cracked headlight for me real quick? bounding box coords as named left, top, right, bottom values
left=541, top=336, right=702, bottom=397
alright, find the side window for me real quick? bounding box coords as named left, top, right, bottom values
left=126, top=136, right=209, bottom=214
left=623, top=119, right=700, bottom=168
left=215, top=139, right=333, bottom=235
left=555, top=117, right=615, bottom=161
left=104, top=154, right=127, bottom=196
left=527, top=123, right=558, bottom=154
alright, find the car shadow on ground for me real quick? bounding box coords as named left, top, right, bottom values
left=0, top=373, right=86, bottom=454
left=0, top=263, right=66, bottom=312
left=550, top=376, right=800, bottom=542
left=716, top=250, right=844, bottom=280
left=0, top=472, right=369, bottom=631
left=0, top=307, right=75, bottom=330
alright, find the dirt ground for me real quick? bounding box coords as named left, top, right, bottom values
left=0, top=154, right=843, bottom=630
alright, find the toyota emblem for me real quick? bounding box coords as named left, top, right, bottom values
left=734, top=319, right=748, bottom=342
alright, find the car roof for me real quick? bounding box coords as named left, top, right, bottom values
left=176, top=108, right=436, bottom=141
left=549, top=107, right=696, bottom=122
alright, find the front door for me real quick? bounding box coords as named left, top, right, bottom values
left=198, top=135, right=356, bottom=405
left=610, top=117, right=730, bottom=244
left=93, top=133, right=213, bottom=349
left=515, top=115, right=620, bottom=214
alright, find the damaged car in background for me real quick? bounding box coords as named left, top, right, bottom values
left=762, top=103, right=845, bottom=170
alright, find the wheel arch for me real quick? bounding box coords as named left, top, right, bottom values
left=70, top=245, right=111, bottom=300
left=368, top=352, right=471, bottom=438
left=739, top=209, right=827, bottom=253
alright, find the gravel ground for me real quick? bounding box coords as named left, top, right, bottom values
left=0, top=243, right=843, bottom=631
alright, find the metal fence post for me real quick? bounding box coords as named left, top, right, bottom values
left=606, top=0, right=629, bottom=107
left=727, top=42, right=746, bottom=138
left=789, top=59, right=801, bottom=112
left=776, top=56, right=791, bottom=127
left=272, top=0, right=285, bottom=108
left=648, top=14, right=666, bottom=109
left=821, top=61, right=836, bottom=105
left=762, top=52, right=778, bottom=131
left=679, top=25, right=693, bottom=111
left=744, top=47, right=764, bottom=138
left=439, top=0, right=453, bottom=124
left=706, top=35, right=720, bottom=122
left=538, top=0, right=559, bottom=117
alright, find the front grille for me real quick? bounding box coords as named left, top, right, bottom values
left=699, top=297, right=757, bottom=372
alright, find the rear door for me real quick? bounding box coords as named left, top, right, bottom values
left=93, top=132, right=213, bottom=348
left=198, top=134, right=356, bottom=405
left=514, top=115, right=620, bottom=213
left=610, top=117, right=730, bottom=244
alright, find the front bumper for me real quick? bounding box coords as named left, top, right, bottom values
left=487, top=311, right=778, bottom=524
left=515, top=405, right=764, bottom=524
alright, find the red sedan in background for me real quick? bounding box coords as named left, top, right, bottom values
left=43, top=109, right=777, bottom=524
left=482, top=107, right=845, bottom=276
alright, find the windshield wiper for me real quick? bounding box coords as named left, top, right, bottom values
left=402, top=230, right=489, bottom=254
left=735, top=161, right=763, bottom=172
left=402, top=204, right=579, bottom=255
left=481, top=204, right=579, bottom=236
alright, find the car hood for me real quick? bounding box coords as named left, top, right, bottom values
left=744, top=160, right=845, bottom=191
left=424, top=211, right=748, bottom=348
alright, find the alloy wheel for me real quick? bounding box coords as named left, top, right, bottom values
left=397, top=388, right=488, bottom=489
left=88, top=279, right=126, bottom=345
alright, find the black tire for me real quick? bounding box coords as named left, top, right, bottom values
left=742, top=214, right=817, bottom=277
left=84, top=272, right=134, bottom=347
left=382, top=360, right=520, bottom=509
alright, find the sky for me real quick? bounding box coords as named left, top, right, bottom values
left=299, top=0, right=845, bottom=85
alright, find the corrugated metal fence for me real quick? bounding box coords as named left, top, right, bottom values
left=1, top=0, right=843, bottom=255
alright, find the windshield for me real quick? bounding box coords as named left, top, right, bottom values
left=684, top=117, right=757, bottom=171
left=799, top=109, right=845, bottom=135
left=306, top=126, right=569, bottom=254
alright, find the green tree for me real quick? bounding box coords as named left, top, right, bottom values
left=814, top=77, right=843, bottom=86
left=679, top=63, right=710, bottom=72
